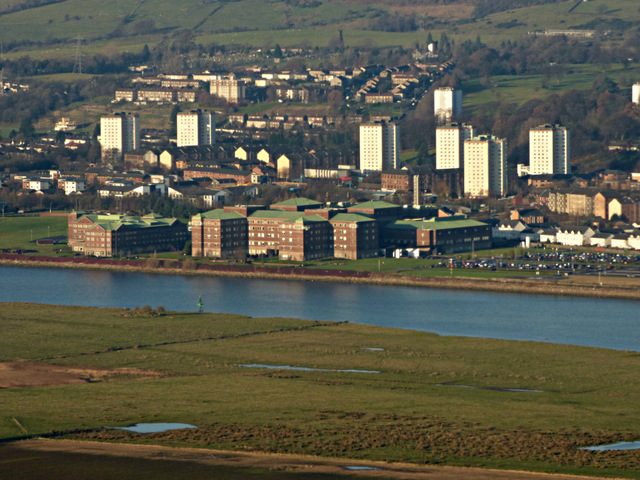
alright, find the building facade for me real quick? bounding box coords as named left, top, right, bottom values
left=464, top=135, right=507, bottom=197
left=436, top=123, right=476, bottom=170
left=434, top=87, right=462, bottom=123
left=68, top=212, right=188, bottom=257
left=190, top=210, right=247, bottom=258
left=529, top=124, right=570, bottom=175
left=210, top=78, right=245, bottom=103
left=330, top=213, right=378, bottom=260
left=359, top=123, right=400, bottom=173
left=633, top=83, right=640, bottom=104
left=177, top=110, right=216, bottom=147
left=99, top=113, right=140, bottom=160
left=382, top=216, right=491, bottom=254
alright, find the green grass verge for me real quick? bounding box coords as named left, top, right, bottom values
left=0, top=302, right=638, bottom=477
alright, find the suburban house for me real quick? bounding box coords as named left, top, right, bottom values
left=58, top=177, right=86, bottom=195
left=492, top=220, right=528, bottom=241
left=589, top=232, right=614, bottom=248
left=611, top=233, right=630, bottom=249
left=555, top=226, right=596, bottom=246
left=539, top=228, right=558, bottom=244
left=510, top=208, right=544, bottom=224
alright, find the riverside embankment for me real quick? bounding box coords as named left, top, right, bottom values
left=2, top=253, right=639, bottom=301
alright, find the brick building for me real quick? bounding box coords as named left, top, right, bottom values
left=347, top=200, right=403, bottom=223
left=190, top=210, right=247, bottom=258
left=183, top=166, right=252, bottom=184
left=382, top=216, right=491, bottom=254
left=330, top=213, right=378, bottom=259
left=192, top=199, right=487, bottom=260
left=278, top=215, right=334, bottom=261
left=381, top=170, right=424, bottom=192
left=68, top=213, right=188, bottom=257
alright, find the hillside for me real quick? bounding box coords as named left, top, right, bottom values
left=0, top=0, right=639, bottom=54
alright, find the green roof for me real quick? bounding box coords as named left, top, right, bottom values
left=387, top=218, right=488, bottom=231
left=350, top=200, right=399, bottom=210
left=330, top=213, right=374, bottom=223
left=197, top=210, right=246, bottom=220
left=79, top=214, right=178, bottom=231
left=249, top=210, right=306, bottom=221
left=272, top=197, right=323, bottom=208
left=293, top=214, right=328, bottom=224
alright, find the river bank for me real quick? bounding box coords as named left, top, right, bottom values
left=7, top=439, right=628, bottom=480
left=2, top=253, right=640, bottom=301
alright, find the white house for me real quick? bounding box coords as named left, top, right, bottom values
left=58, top=177, right=86, bottom=195
left=22, top=178, right=52, bottom=191
left=539, top=229, right=557, bottom=244
left=589, top=232, right=613, bottom=248
left=610, top=233, right=630, bottom=249
left=492, top=220, right=527, bottom=241
left=627, top=233, right=640, bottom=250
left=555, top=226, right=595, bottom=246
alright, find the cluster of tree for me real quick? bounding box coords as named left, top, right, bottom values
left=0, top=48, right=148, bottom=77
left=367, top=15, right=438, bottom=33
left=450, top=35, right=636, bottom=81
left=0, top=82, right=84, bottom=124
left=151, top=197, right=199, bottom=219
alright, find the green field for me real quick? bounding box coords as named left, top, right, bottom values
left=0, top=215, right=68, bottom=253
left=463, top=63, right=640, bottom=113
left=1, top=302, right=638, bottom=477
left=0, top=0, right=639, bottom=55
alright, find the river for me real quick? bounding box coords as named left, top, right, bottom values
left=0, top=266, right=637, bottom=351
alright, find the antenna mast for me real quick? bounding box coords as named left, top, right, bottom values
left=73, top=36, right=84, bottom=74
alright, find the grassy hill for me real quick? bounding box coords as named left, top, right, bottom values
left=0, top=0, right=639, bottom=56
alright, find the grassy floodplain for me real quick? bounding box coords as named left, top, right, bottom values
left=0, top=302, right=638, bottom=478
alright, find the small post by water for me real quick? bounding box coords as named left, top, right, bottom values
left=197, top=296, right=204, bottom=313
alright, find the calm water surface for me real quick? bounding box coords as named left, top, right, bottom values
left=0, top=266, right=638, bottom=351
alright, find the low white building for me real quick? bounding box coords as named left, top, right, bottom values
left=539, top=229, right=558, bottom=244
left=555, top=226, right=595, bottom=246
left=610, top=233, right=630, bottom=249
left=22, top=178, right=52, bottom=191
left=58, top=177, right=86, bottom=195
left=627, top=233, right=640, bottom=250
left=589, top=232, right=613, bottom=248
left=492, top=220, right=527, bottom=241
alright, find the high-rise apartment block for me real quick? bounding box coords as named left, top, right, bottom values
left=176, top=110, right=215, bottom=147
left=436, top=123, right=476, bottom=170
left=633, top=83, right=640, bottom=104
left=434, top=87, right=462, bottom=123
left=464, top=135, right=507, bottom=198
left=209, top=76, right=246, bottom=103
left=359, top=123, right=400, bottom=173
left=99, top=113, right=140, bottom=160
left=529, top=124, right=570, bottom=175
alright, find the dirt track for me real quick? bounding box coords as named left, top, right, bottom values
left=14, top=439, right=627, bottom=480
left=0, top=362, right=163, bottom=388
